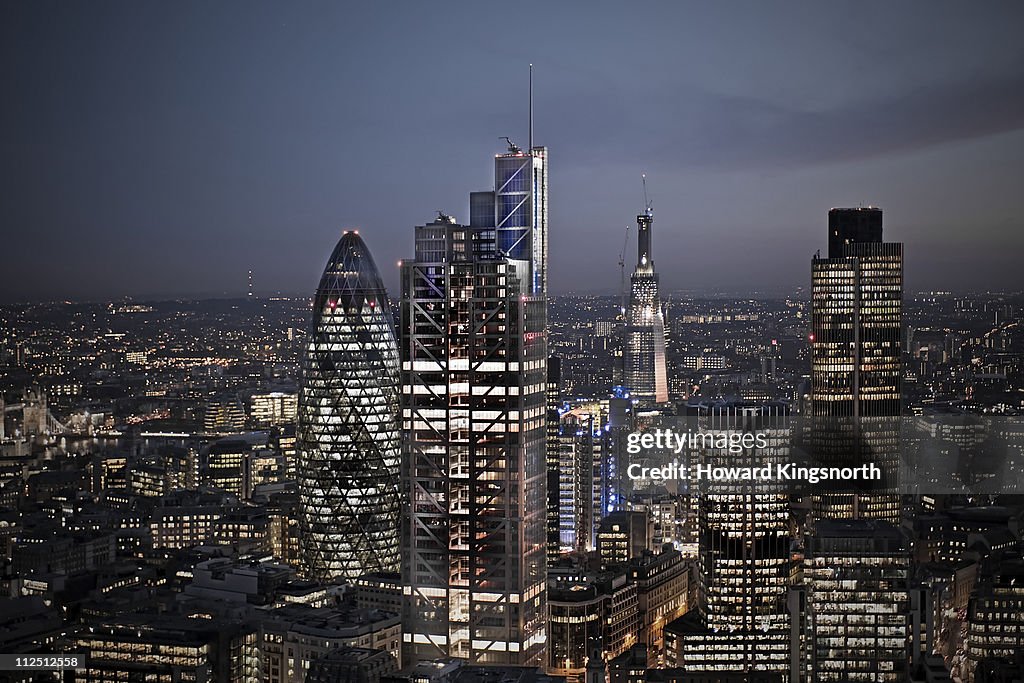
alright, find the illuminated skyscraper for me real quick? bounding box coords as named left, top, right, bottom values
left=601, top=386, right=635, bottom=515
left=400, top=137, right=548, bottom=665
left=625, top=209, right=668, bottom=404
left=546, top=355, right=563, bottom=563
left=297, top=231, right=402, bottom=581
left=668, top=401, right=791, bottom=675
left=554, top=408, right=599, bottom=554
left=811, top=207, right=902, bottom=522
left=470, top=138, right=548, bottom=296
left=804, top=519, right=910, bottom=681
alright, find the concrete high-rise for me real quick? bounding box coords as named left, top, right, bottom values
left=811, top=207, right=902, bottom=522
left=297, top=231, right=402, bottom=581
left=624, top=209, right=668, bottom=404
left=400, top=139, right=548, bottom=665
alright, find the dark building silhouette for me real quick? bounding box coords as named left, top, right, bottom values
left=828, top=206, right=883, bottom=259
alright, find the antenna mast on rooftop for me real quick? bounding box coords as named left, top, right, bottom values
left=528, top=64, right=533, bottom=152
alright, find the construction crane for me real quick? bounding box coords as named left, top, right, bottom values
left=642, top=173, right=652, bottom=214
left=618, top=224, right=631, bottom=319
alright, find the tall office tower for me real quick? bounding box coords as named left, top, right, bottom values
left=555, top=409, right=598, bottom=554
left=804, top=520, right=910, bottom=682
left=547, top=355, right=563, bottom=564
left=469, top=138, right=548, bottom=296
left=669, top=402, right=791, bottom=676
left=400, top=212, right=547, bottom=665
left=297, top=231, right=402, bottom=582
left=601, top=387, right=635, bottom=515
left=624, top=209, right=668, bottom=404
left=811, top=207, right=902, bottom=522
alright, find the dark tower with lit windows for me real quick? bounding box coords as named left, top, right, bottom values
left=811, top=206, right=902, bottom=521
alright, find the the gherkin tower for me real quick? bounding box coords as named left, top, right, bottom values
left=298, top=230, right=401, bottom=581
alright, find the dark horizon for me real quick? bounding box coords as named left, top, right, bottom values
left=3, top=1, right=1023, bottom=303
left=2, top=283, right=1019, bottom=308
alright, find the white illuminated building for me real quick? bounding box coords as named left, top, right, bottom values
left=625, top=208, right=669, bottom=404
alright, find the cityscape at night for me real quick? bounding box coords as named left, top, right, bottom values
left=2, top=2, right=1024, bottom=682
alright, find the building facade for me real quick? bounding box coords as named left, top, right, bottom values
left=401, top=196, right=548, bottom=665
left=811, top=207, right=902, bottom=522
left=547, top=569, right=639, bottom=681
left=669, top=402, right=792, bottom=676
left=804, top=519, right=910, bottom=681
left=964, top=554, right=1024, bottom=682
left=624, top=209, right=668, bottom=404
left=74, top=616, right=259, bottom=683
left=297, top=231, right=402, bottom=581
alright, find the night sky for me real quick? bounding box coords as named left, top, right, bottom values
left=3, top=1, right=1023, bottom=303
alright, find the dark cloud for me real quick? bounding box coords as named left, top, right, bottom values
left=544, top=69, right=1024, bottom=172
left=1, top=1, right=1023, bottom=302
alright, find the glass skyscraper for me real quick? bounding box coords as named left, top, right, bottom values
left=297, top=231, right=402, bottom=581
left=625, top=209, right=669, bottom=404
left=468, top=139, right=548, bottom=295
left=808, top=208, right=908, bottom=679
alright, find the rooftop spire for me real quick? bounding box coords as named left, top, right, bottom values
left=528, top=63, right=533, bottom=152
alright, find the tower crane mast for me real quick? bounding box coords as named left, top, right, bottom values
left=618, top=225, right=630, bottom=319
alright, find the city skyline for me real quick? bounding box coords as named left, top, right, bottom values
left=2, top=4, right=1024, bottom=682
left=3, top=2, right=1024, bottom=302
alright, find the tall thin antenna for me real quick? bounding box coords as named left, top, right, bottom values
left=642, top=174, right=652, bottom=213
left=528, top=64, right=533, bottom=152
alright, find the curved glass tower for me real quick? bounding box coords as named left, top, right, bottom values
left=298, top=231, right=401, bottom=581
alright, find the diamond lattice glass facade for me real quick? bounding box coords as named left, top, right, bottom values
left=298, top=231, right=401, bottom=582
